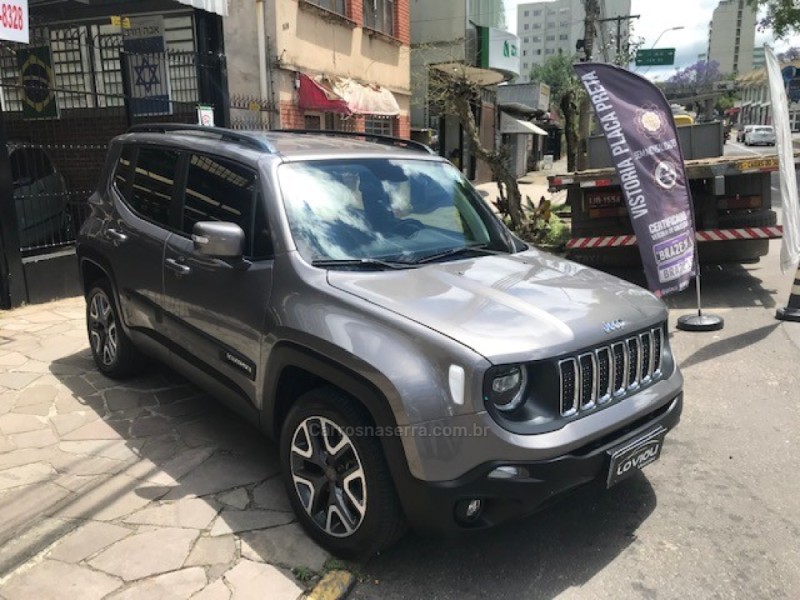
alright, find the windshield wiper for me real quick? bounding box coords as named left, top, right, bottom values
left=409, top=243, right=498, bottom=265
left=311, top=258, right=416, bottom=270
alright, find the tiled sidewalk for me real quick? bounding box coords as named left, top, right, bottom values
left=0, top=298, right=329, bottom=599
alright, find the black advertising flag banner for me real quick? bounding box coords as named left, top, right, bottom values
left=574, top=63, right=696, bottom=297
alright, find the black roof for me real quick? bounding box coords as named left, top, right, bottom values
left=126, top=125, right=436, bottom=159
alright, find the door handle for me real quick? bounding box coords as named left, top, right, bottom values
left=107, top=228, right=128, bottom=245
left=165, top=257, right=191, bottom=276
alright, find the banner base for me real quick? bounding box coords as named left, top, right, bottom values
left=677, top=313, right=724, bottom=332
left=775, top=306, right=800, bottom=322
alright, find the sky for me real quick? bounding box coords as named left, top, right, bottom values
left=503, top=0, right=800, bottom=80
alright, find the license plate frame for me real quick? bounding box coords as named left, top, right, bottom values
left=606, top=426, right=667, bottom=488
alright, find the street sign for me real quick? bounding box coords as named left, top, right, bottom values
left=635, top=48, right=676, bottom=67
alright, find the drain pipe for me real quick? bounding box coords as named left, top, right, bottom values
left=256, top=0, right=269, bottom=126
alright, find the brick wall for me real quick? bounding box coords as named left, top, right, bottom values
left=396, top=114, right=410, bottom=139
left=348, top=0, right=363, bottom=26
left=395, top=0, right=410, bottom=46
left=280, top=101, right=306, bottom=129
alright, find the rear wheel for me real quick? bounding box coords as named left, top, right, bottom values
left=280, top=387, right=406, bottom=558
left=86, top=279, right=144, bottom=379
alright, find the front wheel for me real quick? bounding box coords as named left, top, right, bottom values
left=280, top=387, right=406, bottom=558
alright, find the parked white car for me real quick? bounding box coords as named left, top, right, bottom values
left=744, top=126, right=776, bottom=146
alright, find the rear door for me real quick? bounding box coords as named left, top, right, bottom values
left=162, top=152, right=273, bottom=409
left=105, top=145, right=180, bottom=334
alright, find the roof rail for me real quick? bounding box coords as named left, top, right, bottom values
left=127, top=124, right=276, bottom=153
left=272, top=129, right=436, bottom=155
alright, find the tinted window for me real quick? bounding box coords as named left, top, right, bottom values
left=113, top=145, right=136, bottom=202
left=25, top=149, right=55, bottom=181
left=129, top=147, right=179, bottom=227
left=182, top=154, right=260, bottom=256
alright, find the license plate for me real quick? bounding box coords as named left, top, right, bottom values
left=606, top=426, right=666, bottom=488
left=736, top=157, right=778, bottom=171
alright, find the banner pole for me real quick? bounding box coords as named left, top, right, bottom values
left=677, top=266, right=724, bottom=332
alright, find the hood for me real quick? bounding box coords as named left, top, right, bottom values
left=327, top=250, right=667, bottom=363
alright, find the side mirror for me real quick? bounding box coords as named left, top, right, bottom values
left=192, top=221, right=245, bottom=258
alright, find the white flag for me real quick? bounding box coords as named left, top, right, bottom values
left=764, top=44, right=800, bottom=272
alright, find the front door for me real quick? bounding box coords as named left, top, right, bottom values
left=162, top=152, right=273, bottom=410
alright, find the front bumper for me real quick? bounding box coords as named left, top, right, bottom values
left=397, top=392, right=682, bottom=534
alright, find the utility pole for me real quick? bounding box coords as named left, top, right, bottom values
left=597, top=14, right=640, bottom=65
left=576, top=0, right=600, bottom=170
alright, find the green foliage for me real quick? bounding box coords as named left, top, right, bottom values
left=292, top=566, right=317, bottom=582
left=748, top=0, right=800, bottom=39
left=529, top=53, right=580, bottom=102
left=495, top=195, right=568, bottom=248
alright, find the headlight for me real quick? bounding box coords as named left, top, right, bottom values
left=487, top=365, right=527, bottom=412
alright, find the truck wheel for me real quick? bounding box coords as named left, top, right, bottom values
left=717, top=210, right=777, bottom=229
left=280, top=387, right=406, bottom=558
left=86, top=279, right=145, bottom=379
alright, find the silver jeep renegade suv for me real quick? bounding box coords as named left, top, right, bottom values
left=77, top=125, right=683, bottom=558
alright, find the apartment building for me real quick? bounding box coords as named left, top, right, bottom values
left=515, top=0, right=631, bottom=81
left=707, top=0, right=756, bottom=76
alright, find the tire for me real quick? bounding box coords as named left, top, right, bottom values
left=280, top=387, right=406, bottom=559
left=717, top=209, right=777, bottom=229
left=86, top=279, right=145, bottom=379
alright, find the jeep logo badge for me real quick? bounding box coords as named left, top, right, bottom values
left=602, top=319, right=625, bottom=334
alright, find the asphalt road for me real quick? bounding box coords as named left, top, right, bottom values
left=350, top=143, right=800, bottom=599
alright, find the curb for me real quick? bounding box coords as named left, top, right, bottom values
left=306, top=570, right=356, bottom=600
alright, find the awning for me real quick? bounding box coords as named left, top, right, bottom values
left=174, top=0, right=228, bottom=16
left=297, top=74, right=351, bottom=114
left=500, top=113, right=547, bottom=135
left=331, top=78, right=400, bottom=116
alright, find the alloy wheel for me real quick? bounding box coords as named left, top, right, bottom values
left=290, top=416, right=367, bottom=538
left=88, top=290, right=118, bottom=367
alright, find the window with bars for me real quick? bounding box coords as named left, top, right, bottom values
left=364, top=0, right=395, bottom=36
left=364, top=116, right=394, bottom=136
left=0, top=15, right=198, bottom=112
left=307, top=0, right=347, bottom=15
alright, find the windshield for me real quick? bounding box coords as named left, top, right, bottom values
left=278, top=158, right=508, bottom=264
left=754, top=127, right=773, bottom=133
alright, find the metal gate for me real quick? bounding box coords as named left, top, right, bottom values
left=0, top=12, right=226, bottom=307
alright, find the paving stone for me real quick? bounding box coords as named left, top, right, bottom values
left=53, top=473, right=99, bottom=492
left=153, top=398, right=211, bottom=418
left=37, top=340, right=89, bottom=362
left=218, top=488, right=249, bottom=510
left=155, top=385, right=203, bottom=405
left=15, top=384, right=58, bottom=406
left=50, top=453, right=127, bottom=477
left=50, top=412, right=99, bottom=436
left=61, top=418, right=125, bottom=441
left=20, top=310, right=66, bottom=323
left=0, top=372, right=41, bottom=390
left=223, top=560, right=302, bottom=600
left=0, top=448, right=53, bottom=471
left=48, top=521, right=133, bottom=563
left=56, top=377, right=101, bottom=405
left=0, top=483, right=70, bottom=544
left=190, top=578, right=231, bottom=600
left=252, top=477, right=292, bottom=512
left=124, top=497, right=220, bottom=529
left=53, top=474, right=153, bottom=521
left=9, top=427, right=58, bottom=449
left=209, top=509, right=294, bottom=536
left=0, top=352, right=28, bottom=367
left=185, top=534, right=237, bottom=566
left=0, top=437, right=15, bottom=452
left=105, top=389, right=159, bottom=412
left=129, top=416, right=172, bottom=438
left=0, top=462, right=56, bottom=490
left=106, top=567, right=207, bottom=600
left=59, top=439, right=140, bottom=461
left=0, top=413, right=47, bottom=434
left=0, top=559, right=122, bottom=600
left=10, top=402, right=52, bottom=416
left=127, top=446, right=215, bottom=487
left=89, top=527, right=199, bottom=581
left=163, top=453, right=278, bottom=501
left=240, top=523, right=328, bottom=571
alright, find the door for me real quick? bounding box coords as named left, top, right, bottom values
left=162, top=152, right=273, bottom=408
left=106, top=145, right=180, bottom=334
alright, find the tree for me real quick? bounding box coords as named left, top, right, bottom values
left=747, top=0, right=800, bottom=39
left=529, top=53, right=583, bottom=171
left=665, top=60, right=722, bottom=94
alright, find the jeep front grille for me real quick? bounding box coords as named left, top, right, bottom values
left=559, top=327, right=664, bottom=416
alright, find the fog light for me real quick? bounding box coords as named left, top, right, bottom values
left=488, top=465, right=527, bottom=480
left=455, top=498, right=483, bottom=523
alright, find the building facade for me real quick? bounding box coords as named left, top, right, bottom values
left=515, top=0, right=631, bottom=81
left=737, top=60, right=800, bottom=131
left=410, top=0, right=519, bottom=182
left=241, top=0, right=412, bottom=137
left=707, top=0, right=756, bottom=76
